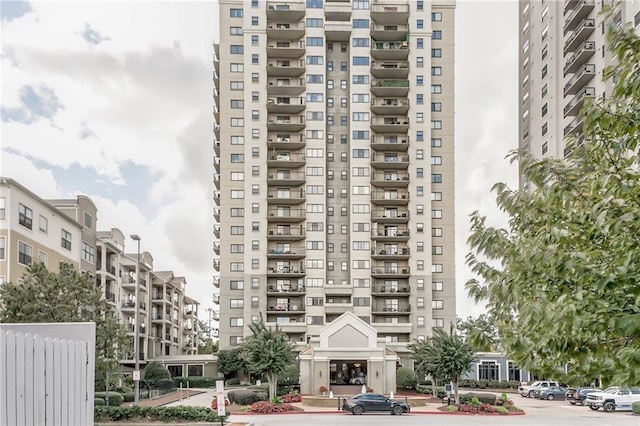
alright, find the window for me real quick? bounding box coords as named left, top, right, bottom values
left=252, top=55, right=259, bottom=65
left=230, top=26, right=243, bottom=35
left=352, top=38, right=369, bottom=47
left=230, top=154, right=244, bottom=163
left=307, top=316, right=324, bottom=325
left=230, top=8, right=243, bottom=17
left=230, top=45, right=243, bottom=54
left=432, top=102, right=442, bottom=112
left=38, top=250, right=47, bottom=266
left=230, top=280, right=244, bottom=290
left=508, top=361, right=521, bottom=381
left=432, top=318, right=444, bottom=328
left=230, top=81, right=244, bottom=90
left=307, top=74, right=323, bottom=84
left=433, top=30, right=442, bottom=40
left=431, top=120, right=442, bottom=130
left=230, top=63, right=243, bottom=72
left=307, top=37, right=323, bottom=46
left=0, top=237, right=4, bottom=260
left=61, top=229, right=72, bottom=250
left=251, top=16, right=258, bottom=26
left=230, top=226, right=244, bottom=235
left=431, top=192, right=443, bottom=201
left=431, top=84, right=442, bottom=94
left=432, top=12, right=442, bottom=21
left=416, top=75, right=424, bottom=85
left=352, top=56, right=369, bottom=66
left=432, top=210, right=442, bottom=219
left=230, top=136, right=244, bottom=145
left=230, top=100, right=244, bottom=109
left=18, top=241, right=32, bottom=265
left=230, top=336, right=244, bottom=346
left=306, top=56, right=323, bottom=65
left=416, top=94, right=424, bottom=105
left=353, top=19, right=369, bottom=28
left=352, top=93, right=369, bottom=103
left=417, top=0, right=424, bottom=10
left=82, top=242, right=95, bottom=263
left=417, top=19, right=424, bottom=29
left=432, top=48, right=442, bottom=58
left=38, top=215, right=48, bottom=234
left=230, top=262, right=244, bottom=271
left=18, top=204, right=33, bottom=230
left=417, top=38, right=424, bottom=48
left=230, top=118, right=244, bottom=127
left=353, top=297, right=370, bottom=306
left=432, top=138, right=442, bottom=147
left=478, top=361, right=500, bottom=381
left=230, top=244, right=244, bottom=253
left=0, top=198, right=4, bottom=219
left=432, top=227, right=443, bottom=237
left=307, top=93, right=323, bottom=102
left=306, top=18, right=323, bottom=27
left=352, top=112, right=369, bottom=121
left=432, top=264, right=443, bottom=273
left=542, top=141, right=549, bottom=155
left=307, top=0, right=323, bottom=8
left=230, top=190, right=244, bottom=199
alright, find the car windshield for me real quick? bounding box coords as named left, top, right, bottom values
left=602, top=387, right=618, bottom=394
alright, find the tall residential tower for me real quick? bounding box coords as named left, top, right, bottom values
left=214, top=0, right=456, bottom=372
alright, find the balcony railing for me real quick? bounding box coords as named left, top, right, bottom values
left=371, top=228, right=410, bottom=238
left=371, top=79, right=409, bottom=88
left=371, top=209, right=410, bottom=221
left=267, top=227, right=305, bottom=238
left=267, top=284, right=305, bottom=293
left=372, top=284, right=411, bottom=294
left=267, top=303, right=305, bottom=312
left=267, top=207, right=306, bottom=220
left=371, top=246, right=410, bottom=256
left=372, top=304, right=411, bottom=313
left=371, top=191, right=410, bottom=201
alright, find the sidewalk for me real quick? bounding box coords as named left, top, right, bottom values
left=129, top=389, right=205, bottom=407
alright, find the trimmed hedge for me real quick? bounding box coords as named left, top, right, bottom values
left=459, top=393, right=497, bottom=405
left=458, top=379, right=520, bottom=389
left=94, top=406, right=228, bottom=422
left=632, top=401, right=640, bottom=415
left=225, top=377, right=240, bottom=386
left=122, top=392, right=134, bottom=403
left=396, top=367, right=418, bottom=389
left=94, top=398, right=105, bottom=406
left=94, top=392, right=124, bottom=406
left=173, top=377, right=218, bottom=388
left=228, top=389, right=265, bottom=405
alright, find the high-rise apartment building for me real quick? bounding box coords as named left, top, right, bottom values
left=214, top=0, right=456, bottom=374
left=519, top=0, right=640, bottom=164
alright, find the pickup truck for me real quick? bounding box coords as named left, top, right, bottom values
left=518, top=381, right=559, bottom=398
left=585, top=387, right=640, bottom=412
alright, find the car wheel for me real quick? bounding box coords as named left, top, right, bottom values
left=589, top=405, right=599, bottom=411
left=352, top=405, right=364, bottom=415
left=392, top=406, right=403, bottom=416
left=547, top=395, right=554, bottom=401
left=603, top=402, right=615, bottom=413
left=354, top=380, right=362, bottom=385
left=528, top=392, right=534, bottom=398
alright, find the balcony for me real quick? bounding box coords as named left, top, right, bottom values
left=151, top=291, right=163, bottom=303
left=213, top=207, right=220, bottom=221
left=564, top=115, right=585, bottom=136
left=371, top=209, right=410, bottom=223
left=267, top=77, right=305, bottom=96
left=564, top=0, right=580, bottom=14
left=371, top=40, right=409, bottom=60
left=370, top=116, right=409, bottom=133
left=213, top=294, right=219, bottom=305
left=370, top=135, right=409, bottom=151
left=564, top=18, right=595, bottom=53
left=267, top=151, right=306, bottom=168
left=371, top=190, right=410, bottom=206
left=325, top=21, right=352, bottom=41
left=371, top=3, right=410, bottom=24
left=267, top=207, right=306, bottom=222
left=371, top=246, right=411, bottom=260
left=267, top=321, right=307, bottom=334
left=371, top=79, right=410, bottom=97
left=324, top=2, right=351, bottom=21
left=213, top=139, right=220, bottom=156
left=267, top=226, right=306, bottom=240
left=370, top=266, right=411, bottom=279
left=105, top=264, right=117, bottom=276
left=267, top=96, right=306, bottom=113
left=267, top=247, right=306, bottom=260
left=324, top=300, right=353, bottom=314
left=213, top=190, right=220, bottom=204
left=213, top=173, right=220, bottom=190
left=371, top=153, right=410, bottom=169
left=563, top=41, right=595, bottom=75
left=371, top=227, right=410, bottom=241
left=267, top=22, right=305, bottom=40
left=267, top=40, right=305, bottom=59
left=267, top=60, right=306, bottom=77
left=121, top=300, right=137, bottom=311
left=213, top=241, right=220, bottom=255
left=371, top=97, right=409, bottom=115
left=564, top=0, right=594, bottom=34
left=563, top=87, right=595, bottom=117
left=372, top=303, right=411, bottom=314
left=267, top=189, right=306, bottom=204
left=267, top=170, right=306, bottom=186
left=266, top=1, right=305, bottom=21
left=151, top=313, right=164, bottom=323
left=213, top=156, right=220, bottom=172
left=214, top=124, right=220, bottom=140
left=267, top=132, right=305, bottom=150
left=267, top=114, right=306, bottom=132
left=324, top=284, right=353, bottom=296
left=212, top=276, right=220, bottom=288
left=370, top=61, right=409, bottom=79
left=267, top=302, right=305, bottom=313
left=267, top=284, right=305, bottom=295
left=105, top=290, right=116, bottom=303
left=267, top=265, right=306, bottom=278
left=564, top=64, right=596, bottom=96
left=371, top=284, right=411, bottom=295
left=371, top=24, right=409, bottom=41
left=213, top=259, right=220, bottom=271
left=213, top=224, right=220, bottom=238
left=372, top=322, right=412, bottom=334
left=370, top=172, right=410, bottom=188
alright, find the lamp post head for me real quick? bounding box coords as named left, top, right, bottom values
left=130, top=234, right=141, bottom=241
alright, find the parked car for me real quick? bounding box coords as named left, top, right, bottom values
left=342, top=393, right=410, bottom=415
left=519, top=381, right=559, bottom=398
left=585, top=387, right=640, bottom=412
left=539, top=386, right=568, bottom=400
left=350, top=375, right=367, bottom=385
left=566, top=388, right=600, bottom=405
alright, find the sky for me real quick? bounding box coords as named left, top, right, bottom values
left=1, top=0, right=519, bottom=326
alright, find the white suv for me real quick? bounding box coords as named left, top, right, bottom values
left=585, top=387, right=640, bottom=412
left=518, top=381, right=559, bottom=398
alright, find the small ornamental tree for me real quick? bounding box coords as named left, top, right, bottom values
left=396, top=366, right=418, bottom=390
left=241, top=317, right=295, bottom=401
left=143, top=361, right=171, bottom=385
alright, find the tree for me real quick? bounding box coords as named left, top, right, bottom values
left=196, top=320, right=218, bottom=354
left=456, top=315, right=499, bottom=352
left=0, top=262, right=130, bottom=390
left=408, top=337, right=440, bottom=398
left=217, top=347, right=248, bottom=379
left=409, top=328, right=474, bottom=404
left=396, top=366, right=418, bottom=390
left=143, top=361, right=171, bottom=384
left=241, top=318, right=295, bottom=400
left=465, top=22, right=640, bottom=386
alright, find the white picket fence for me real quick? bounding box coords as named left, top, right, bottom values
left=0, top=323, right=95, bottom=426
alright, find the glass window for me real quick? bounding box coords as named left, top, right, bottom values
left=18, top=204, right=33, bottom=230
left=61, top=229, right=72, bottom=250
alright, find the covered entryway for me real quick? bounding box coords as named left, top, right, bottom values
left=299, top=312, right=398, bottom=395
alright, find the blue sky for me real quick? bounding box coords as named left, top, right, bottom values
left=1, top=0, right=519, bottom=323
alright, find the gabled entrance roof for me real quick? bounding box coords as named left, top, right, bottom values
left=318, top=311, right=378, bottom=349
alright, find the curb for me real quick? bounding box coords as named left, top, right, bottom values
left=231, top=410, right=526, bottom=416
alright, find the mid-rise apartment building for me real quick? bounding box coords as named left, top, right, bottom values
left=519, top=0, right=640, bottom=163
left=214, top=0, right=456, bottom=383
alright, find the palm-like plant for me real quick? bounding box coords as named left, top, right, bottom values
left=241, top=317, right=295, bottom=400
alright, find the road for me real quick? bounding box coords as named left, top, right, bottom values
left=229, top=394, right=638, bottom=426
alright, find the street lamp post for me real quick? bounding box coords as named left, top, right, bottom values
left=130, top=234, right=142, bottom=406
left=207, top=307, right=213, bottom=340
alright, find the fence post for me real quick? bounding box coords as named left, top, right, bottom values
left=337, top=396, right=341, bottom=411
left=187, top=381, right=190, bottom=399
left=179, top=382, right=183, bottom=402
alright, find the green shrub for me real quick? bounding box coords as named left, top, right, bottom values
left=279, top=364, right=300, bottom=386
left=122, top=392, right=134, bottom=403
left=396, top=367, right=418, bottom=389
left=94, top=398, right=105, bottom=406
left=94, top=392, right=124, bottom=406
left=173, top=377, right=218, bottom=388
left=459, top=392, right=497, bottom=405
left=495, top=406, right=509, bottom=414
left=94, top=406, right=228, bottom=422
left=143, top=362, right=171, bottom=384
left=446, top=405, right=458, bottom=412
left=633, top=401, right=640, bottom=415
left=225, top=377, right=240, bottom=386
left=228, top=389, right=263, bottom=405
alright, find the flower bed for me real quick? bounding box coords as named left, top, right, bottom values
left=249, top=401, right=293, bottom=413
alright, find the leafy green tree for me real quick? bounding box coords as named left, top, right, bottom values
left=456, top=315, right=499, bottom=352
left=409, top=328, right=474, bottom=404
left=0, top=262, right=130, bottom=390
left=241, top=318, right=295, bottom=400
left=217, top=346, right=248, bottom=379
left=278, top=363, right=300, bottom=387
left=143, top=361, right=171, bottom=384
left=396, top=366, right=418, bottom=390
left=408, top=337, right=440, bottom=397
left=196, top=320, right=218, bottom=354
left=465, top=22, right=640, bottom=386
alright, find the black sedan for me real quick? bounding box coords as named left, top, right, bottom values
left=342, top=393, right=410, bottom=415
left=567, top=388, right=601, bottom=405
